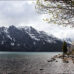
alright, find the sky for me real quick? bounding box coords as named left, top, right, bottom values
left=0, top=0, right=74, bottom=41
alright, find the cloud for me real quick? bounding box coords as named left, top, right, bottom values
left=0, top=1, right=41, bottom=26
left=0, top=1, right=74, bottom=41
left=32, top=23, right=74, bottom=41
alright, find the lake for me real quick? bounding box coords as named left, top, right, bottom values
left=0, top=52, right=74, bottom=74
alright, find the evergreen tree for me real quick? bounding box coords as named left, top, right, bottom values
left=62, top=41, right=67, bottom=58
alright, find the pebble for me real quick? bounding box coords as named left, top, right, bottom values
left=40, top=69, right=44, bottom=70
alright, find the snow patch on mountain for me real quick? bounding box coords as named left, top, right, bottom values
left=0, top=25, right=62, bottom=44
left=0, top=25, right=64, bottom=51
left=29, top=34, right=40, bottom=41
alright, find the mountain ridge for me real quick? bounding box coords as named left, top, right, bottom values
left=0, top=25, right=63, bottom=52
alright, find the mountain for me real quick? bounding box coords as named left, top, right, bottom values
left=64, top=38, right=72, bottom=44
left=0, top=25, right=63, bottom=52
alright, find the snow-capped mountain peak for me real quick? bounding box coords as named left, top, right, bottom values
left=0, top=25, right=63, bottom=51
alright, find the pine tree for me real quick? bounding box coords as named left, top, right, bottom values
left=62, top=41, right=67, bottom=58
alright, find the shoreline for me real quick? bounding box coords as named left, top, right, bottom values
left=0, top=52, right=73, bottom=74
left=49, top=53, right=74, bottom=63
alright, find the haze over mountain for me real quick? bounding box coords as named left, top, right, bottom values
left=0, top=1, right=74, bottom=41
left=0, top=25, right=64, bottom=52
left=0, top=1, right=74, bottom=42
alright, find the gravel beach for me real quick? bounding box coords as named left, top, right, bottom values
left=0, top=52, right=74, bottom=74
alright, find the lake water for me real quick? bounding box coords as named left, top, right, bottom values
left=0, top=52, right=74, bottom=74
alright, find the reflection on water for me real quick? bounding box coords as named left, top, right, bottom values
left=0, top=52, right=73, bottom=74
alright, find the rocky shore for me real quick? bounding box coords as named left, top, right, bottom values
left=0, top=52, right=74, bottom=74
left=48, top=54, right=74, bottom=64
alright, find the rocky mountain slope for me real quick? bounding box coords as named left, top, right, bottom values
left=0, top=25, right=63, bottom=51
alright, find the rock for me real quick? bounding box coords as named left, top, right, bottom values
left=58, top=55, right=63, bottom=58
left=40, top=69, right=44, bottom=70
left=51, top=58, right=56, bottom=61
left=24, top=71, right=27, bottom=72
left=53, top=55, right=57, bottom=58
left=63, top=60, right=69, bottom=63
left=56, top=60, right=58, bottom=62
left=47, top=60, right=51, bottom=62
left=47, top=58, right=56, bottom=62
left=72, top=56, right=74, bottom=58
left=66, top=61, right=69, bottom=63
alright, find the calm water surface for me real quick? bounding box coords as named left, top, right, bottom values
left=0, top=52, right=73, bottom=74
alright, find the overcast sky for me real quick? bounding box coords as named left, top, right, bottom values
left=0, top=1, right=74, bottom=41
